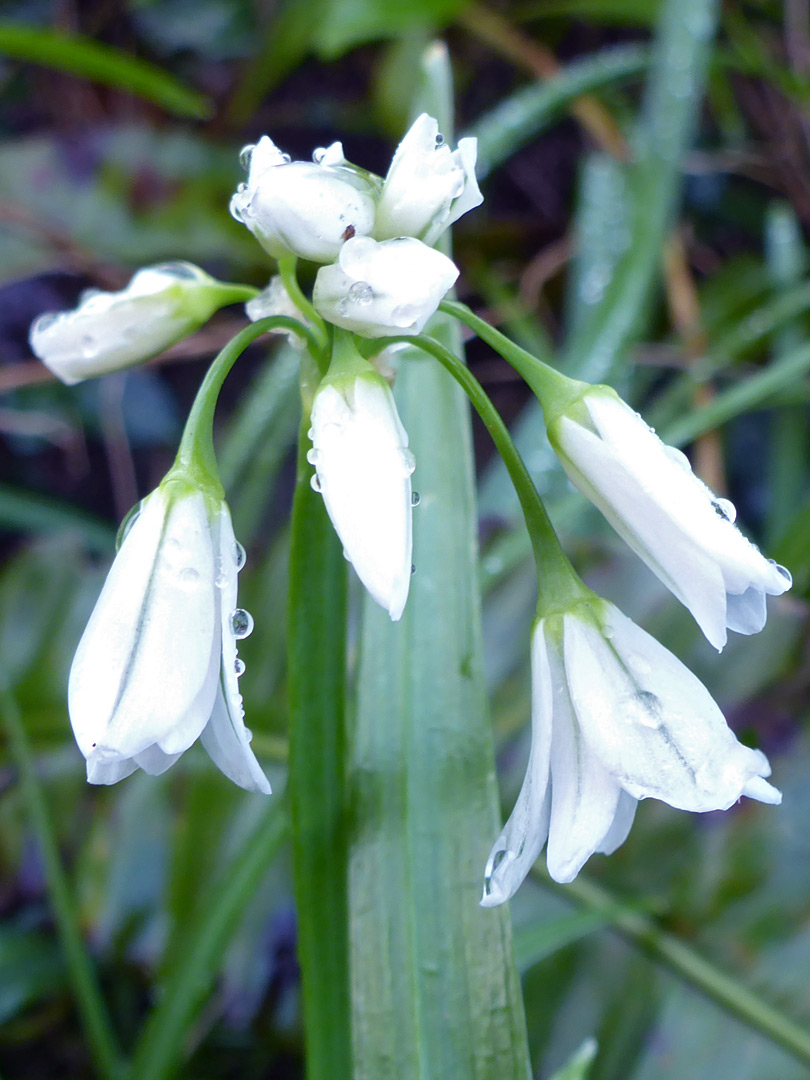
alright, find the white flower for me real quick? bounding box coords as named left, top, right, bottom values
left=312, top=236, right=458, bottom=338
left=245, top=275, right=311, bottom=349
left=68, top=482, right=270, bottom=793
left=309, top=368, right=413, bottom=620
left=374, top=113, right=483, bottom=245
left=29, top=263, right=230, bottom=385
left=547, top=386, right=792, bottom=651
left=481, top=600, right=780, bottom=904
left=229, top=137, right=379, bottom=264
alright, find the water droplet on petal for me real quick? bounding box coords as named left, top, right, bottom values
left=411, top=563, right=416, bottom=575
left=312, top=147, right=326, bottom=164
left=770, top=560, right=792, bottom=586
left=712, top=498, right=736, bottom=523
left=234, top=541, right=247, bottom=571
left=215, top=571, right=229, bottom=589
left=307, top=426, right=314, bottom=440
left=348, top=281, right=374, bottom=306
left=116, top=500, right=144, bottom=550
left=179, top=566, right=200, bottom=590
left=310, top=473, right=322, bottom=493
left=234, top=657, right=246, bottom=676
left=239, top=144, right=255, bottom=170
left=411, top=491, right=421, bottom=507
left=663, top=445, right=692, bottom=472
left=306, top=448, right=321, bottom=466
left=623, top=690, right=663, bottom=729
left=31, top=311, right=60, bottom=335
left=230, top=609, right=254, bottom=639
left=280, top=152, right=291, bottom=164
left=435, top=133, right=445, bottom=147
left=400, top=449, right=416, bottom=476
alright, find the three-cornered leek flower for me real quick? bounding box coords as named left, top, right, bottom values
left=68, top=481, right=270, bottom=792
left=546, top=385, right=791, bottom=651
left=481, top=599, right=780, bottom=905
left=308, top=337, right=413, bottom=620
left=29, top=263, right=238, bottom=386
left=373, top=113, right=483, bottom=245
left=312, top=235, right=458, bottom=337
left=230, top=137, right=379, bottom=264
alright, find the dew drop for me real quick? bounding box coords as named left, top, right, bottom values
left=307, top=426, right=314, bottom=440
left=348, top=281, right=374, bottom=306
left=434, top=133, right=445, bottom=147
left=603, top=624, right=614, bottom=640
left=234, top=657, right=246, bottom=677
left=236, top=181, right=246, bottom=194
left=770, top=560, right=793, bottom=586
left=31, top=311, right=60, bottom=336
left=116, top=499, right=144, bottom=550
left=712, top=498, right=736, bottom=523
left=306, top=448, right=321, bottom=466
left=312, top=147, right=326, bottom=164
left=411, top=563, right=416, bottom=575
left=663, top=445, right=692, bottom=472
left=310, top=473, right=322, bottom=493
left=230, top=608, right=254, bottom=639
left=239, top=144, right=255, bottom=170
left=400, top=448, right=416, bottom=476
left=411, top=491, right=421, bottom=507
left=179, top=566, right=200, bottom=590
left=623, top=690, right=663, bottom=729
left=215, top=571, right=229, bottom=589
left=280, top=152, right=291, bottom=164
left=158, top=261, right=199, bottom=280
left=234, top=541, right=247, bottom=571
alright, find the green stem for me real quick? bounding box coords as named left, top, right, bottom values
left=399, top=332, right=588, bottom=614
left=440, top=300, right=585, bottom=421
left=128, top=807, right=288, bottom=1080
left=172, top=315, right=320, bottom=487
left=0, top=680, right=125, bottom=1080
left=542, top=869, right=810, bottom=1069
left=277, top=254, right=330, bottom=366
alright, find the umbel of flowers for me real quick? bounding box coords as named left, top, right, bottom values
left=30, top=113, right=790, bottom=902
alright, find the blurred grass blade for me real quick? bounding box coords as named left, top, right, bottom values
left=0, top=21, right=211, bottom=118
left=513, top=909, right=615, bottom=974
left=549, top=1038, right=598, bottom=1080
left=286, top=410, right=351, bottom=1079
left=471, top=44, right=649, bottom=177
left=561, top=0, right=719, bottom=383
left=348, top=44, right=530, bottom=1080
left=0, top=485, right=114, bottom=552
left=128, top=806, right=288, bottom=1080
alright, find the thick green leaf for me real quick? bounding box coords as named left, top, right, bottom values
left=0, top=21, right=211, bottom=118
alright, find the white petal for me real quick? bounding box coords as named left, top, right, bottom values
left=563, top=604, right=778, bottom=812
left=595, top=790, right=637, bottom=855
left=68, top=488, right=219, bottom=763
left=133, top=745, right=183, bottom=775
left=86, top=755, right=138, bottom=785
left=199, top=507, right=271, bottom=794
left=311, top=376, right=413, bottom=619
left=481, top=622, right=554, bottom=906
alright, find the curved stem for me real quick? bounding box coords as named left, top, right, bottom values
left=0, top=679, right=125, bottom=1080
left=397, top=333, right=589, bottom=613
left=277, top=255, right=330, bottom=367
left=172, top=315, right=321, bottom=489
left=440, top=299, right=585, bottom=419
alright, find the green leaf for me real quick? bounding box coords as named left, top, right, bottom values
left=549, top=1038, right=598, bottom=1080
left=513, top=909, right=614, bottom=973
left=0, top=21, right=211, bottom=118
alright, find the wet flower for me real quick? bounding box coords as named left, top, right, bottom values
left=481, top=599, right=780, bottom=904
left=68, top=482, right=270, bottom=792
left=374, top=112, right=483, bottom=246
left=546, top=385, right=791, bottom=650
left=308, top=351, right=413, bottom=620
left=312, top=235, right=458, bottom=338
left=245, top=275, right=311, bottom=349
left=29, top=263, right=235, bottom=385
left=230, top=137, right=379, bottom=264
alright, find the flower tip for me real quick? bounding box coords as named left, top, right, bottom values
left=742, top=775, right=782, bottom=805
left=480, top=843, right=520, bottom=907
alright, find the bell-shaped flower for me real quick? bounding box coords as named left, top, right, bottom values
left=29, top=263, right=242, bottom=386
left=245, top=275, right=312, bottom=349
left=312, top=235, right=458, bottom=338
left=481, top=599, right=780, bottom=904
left=68, top=481, right=271, bottom=793
left=546, top=385, right=791, bottom=651
left=230, top=137, right=379, bottom=264
left=308, top=338, right=413, bottom=619
left=374, top=113, right=483, bottom=246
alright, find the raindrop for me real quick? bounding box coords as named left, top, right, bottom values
left=306, top=448, right=321, bottom=466
left=348, top=281, right=374, bottom=306
left=234, top=657, right=246, bottom=677
left=234, top=541, right=247, bottom=571
left=663, top=445, right=692, bottom=472
left=411, top=563, right=416, bottom=575
left=280, top=152, right=292, bottom=164
left=307, top=426, right=314, bottom=440
left=215, top=571, right=229, bottom=589
left=770, top=560, right=793, bottom=586
left=312, top=147, right=326, bottom=164
left=623, top=690, right=662, bottom=729
left=310, top=473, right=322, bottom=493
left=157, top=261, right=199, bottom=280
left=434, top=133, right=445, bottom=147
left=603, top=624, right=614, bottom=640
left=411, top=491, right=421, bottom=507
left=239, top=144, right=255, bottom=170
left=179, top=566, right=200, bottom=590
left=236, top=182, right=246, bottom=195
left=31, top=311, right=60, bottom=335
left=116, top=500, right=144, bottom=550
left=712, top=498, right=736, bottom=523
left=400, top=449, right=416, bottom=476
left=230, top=609, right=254, bottom=639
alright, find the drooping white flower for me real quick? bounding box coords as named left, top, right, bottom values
left=229, top=137, right=379, bottom=264
left=481, top=599, right=780, bottom=905
left=68, top=482, right=270, bottom=793
left=309, top=358, right=413, bottom=620
left=29, top=263, right=233, bottom=386
left=312, top=235, right=458, bottom=338
left=374, top=113, right=483, bottom=246
left=546, top=386, right=791, bottom=651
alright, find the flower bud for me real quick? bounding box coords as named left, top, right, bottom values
left=30, top=262, right=233, bottom=385
left=312, top=235, right=458, bottom=338
left=374, top=113, right=483, bottom=245
left=230, top=137, right=379, bottom=264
